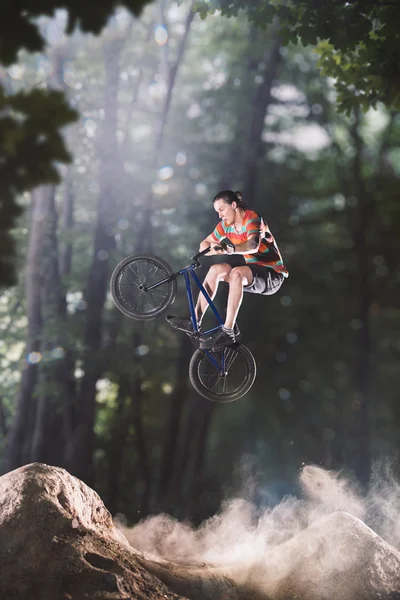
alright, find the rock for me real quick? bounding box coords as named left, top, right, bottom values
left=244, top=511, right=400, bottom=600
left=0, top=463, right=187, bottom=600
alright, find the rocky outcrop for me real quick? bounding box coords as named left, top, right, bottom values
left=0, top=463, right=186, bottom=600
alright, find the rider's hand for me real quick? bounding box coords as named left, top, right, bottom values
left=220, top=239, right=236, bottom=255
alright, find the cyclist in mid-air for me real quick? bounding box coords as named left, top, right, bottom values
left=168, top=189, right=288, bottom=348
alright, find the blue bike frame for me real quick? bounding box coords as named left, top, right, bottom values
left=180, top=264, right=227, bottom=373
left=144, top=249, right=232, bottom=372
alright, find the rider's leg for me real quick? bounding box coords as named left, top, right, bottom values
left=199, top=265, right=253, bottom=348
left=224, top=266, right=253, bottom=329
left=195, top=263, right=232, bottom=324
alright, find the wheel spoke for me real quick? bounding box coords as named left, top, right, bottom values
left=146, top=290, right=159, bottom=309
left=127, top=263, right=141, bottom=285
left=225, top=348, right=239, bottom=371
left=196, top=345, right=251, bottom=398
left=148, top=288, right=168, bottom=301
left=116, top=259, right=173, bottom=314
left=210, top=375, right=222, bottom=391
left=142, top=264, right=160, bottom=287
left=119, top=283, right=142, bottom=306
left=201, top=372, right=220, bottom=384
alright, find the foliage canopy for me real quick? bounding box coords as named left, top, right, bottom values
left=0, top=0, right=154, bottom=65
left=194, top=0, right=400, bottom=112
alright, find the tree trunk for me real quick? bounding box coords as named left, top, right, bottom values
left=65, top=31, right=126, bottom=484
left=59, top=168, right=79, bottom=408
left=160, top=394, right=204, bottom=515
left=59, top=168, right=74, bottom=278
left=0, top=396, right=8, bottom=439
left=217, top=25, right=270, bottom=190
left=30, top=186, right=72, bottom=465
left=242, top=20, right=283, bottom=204
left=155, top=335, right=193, bottom=509
left=183, top=401, right=214, bottom=522
left=5, top=188, right=48, bottom=471
left=348, top=111, right=371, bottom=486
left=104, top=374, right=130, bottom=514
left=121, top=19, right=155, bottom=156
left=130, top=361, right=152, bottom=518
left=154, top=0, right=195, bottom=154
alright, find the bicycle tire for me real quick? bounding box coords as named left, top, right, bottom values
left=189, top=343, right=256, bottom=403
left=110, top=254, right=177, bottom=320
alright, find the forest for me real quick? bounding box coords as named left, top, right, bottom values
left=1, top=0, right=400, bottom=527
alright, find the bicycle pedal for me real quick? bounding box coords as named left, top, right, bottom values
left=187, top=333, right=201, bottom=348
left=165, top=317, right=188, bottom=332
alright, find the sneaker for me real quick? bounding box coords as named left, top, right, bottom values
left=200, top=327, right=236, bottom=350
left=166, top=315, right=195, bottom=333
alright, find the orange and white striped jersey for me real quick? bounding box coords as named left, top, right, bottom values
left=210, top=209, right=288, bottom=277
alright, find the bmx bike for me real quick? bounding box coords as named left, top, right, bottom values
left=110, top=246, right=256, bottom=402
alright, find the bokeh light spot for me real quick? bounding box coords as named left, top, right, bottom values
left=162, top=382, right=173, bottom=394
left=152, top=182, right=169, bottom=196
left=52, top=347, right=65, bottom=360
left=176, top=152, right=187, bottom=166
left=118, top=219, right=129, bottom=230
left=136, top=345, right=149, bottom=357
left=155, top=25, right=168, bottom=46
left=27, top=352, right=41, bottom=364
left=159, top=166, right=174, bottom=181
left=195, top=182, right=207, bottom=196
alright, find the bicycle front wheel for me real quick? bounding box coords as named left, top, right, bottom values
left=189, top=344, right=256, bottom=403
left=110, top=254, right=177, bottom=320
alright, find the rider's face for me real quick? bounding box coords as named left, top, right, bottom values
left=214, top=199, right=236, bottom=225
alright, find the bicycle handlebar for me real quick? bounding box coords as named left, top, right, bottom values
left=191, top=246, right=222, bottom=264
left=192, top=240, right=235, bottom=263
left=191, top=246, right=214, bottom=263
left=192, top=247, right=211, bottom=260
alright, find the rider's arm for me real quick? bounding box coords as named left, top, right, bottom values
left=200, top=233, right=260, bottom=256
left=231, top=234, right=260, bottom=255
left=199, top=234, right=225, bottom=255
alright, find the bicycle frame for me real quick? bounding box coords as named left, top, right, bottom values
left=144, top=249, right=228, bottom=372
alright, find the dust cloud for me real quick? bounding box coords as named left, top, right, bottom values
left=116, top=463, right=400, bottom=595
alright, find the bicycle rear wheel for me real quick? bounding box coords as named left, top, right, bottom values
left=189, top=343, right=256, bottom=403
left=110, top=254, right=177, bottom=320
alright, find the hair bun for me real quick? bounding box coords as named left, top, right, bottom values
left=235, top=191, right=243, bottom=202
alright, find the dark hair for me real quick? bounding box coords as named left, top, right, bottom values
left=212, top=189, right=247, bottom=210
